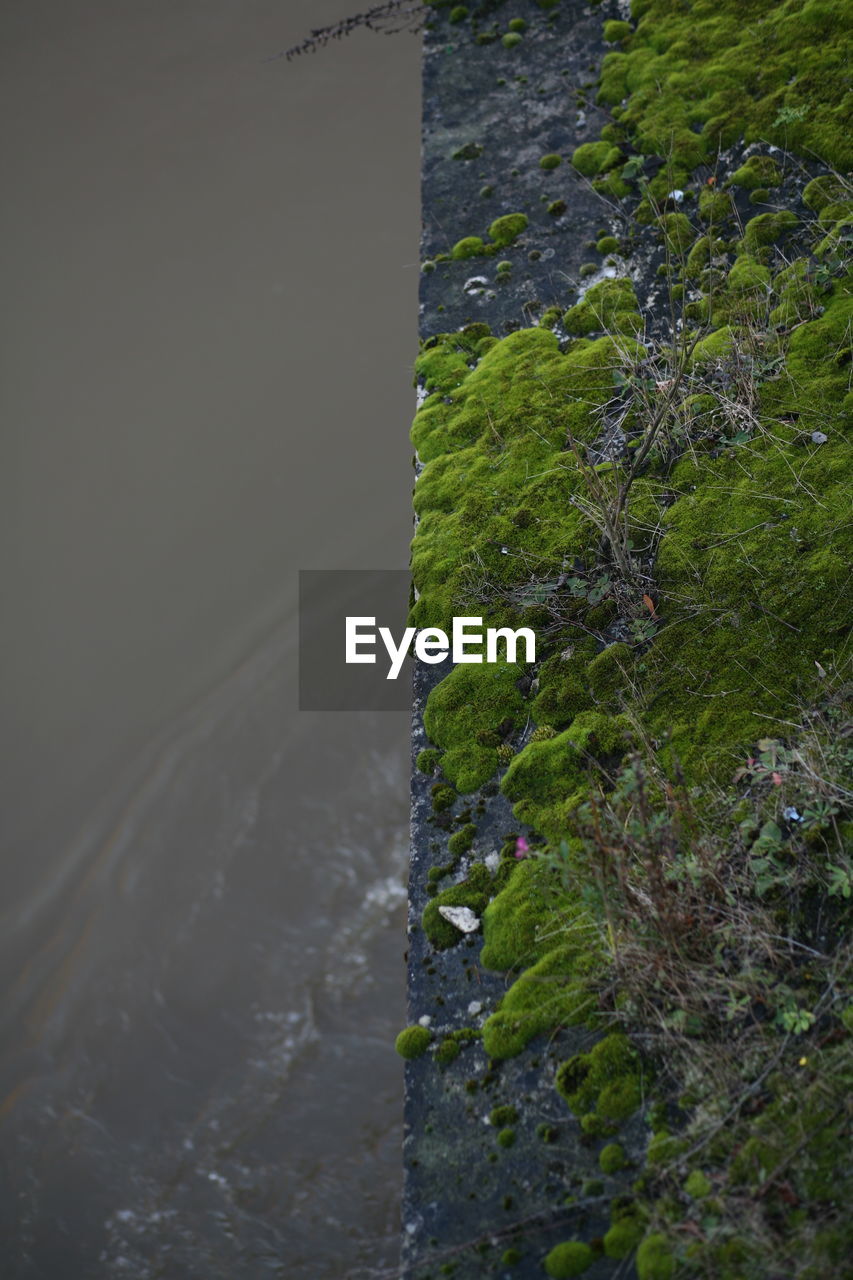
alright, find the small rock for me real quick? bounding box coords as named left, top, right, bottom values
left=418, top=1015, right=432, bottom=1027
left=437, top=905, right=481, bottom=933
left=467, top=1001, right=483, bottom=1016
left=783, top=806, right=802, bottom=823
left=811, top=430, right=828, bottom=445
left=484, top=851, right=501, bottom=873
left=667, top=189, right=685, bottom=203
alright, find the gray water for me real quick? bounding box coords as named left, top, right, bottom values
left=0, top=3, right=420, bottom=1275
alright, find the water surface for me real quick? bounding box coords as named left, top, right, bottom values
left=0, top=2, right=420, bottom=1274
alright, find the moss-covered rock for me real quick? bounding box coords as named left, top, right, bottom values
left=395, top=1025, right=432, bottom=1059
left=544, top=1240, right=595, bottom=1277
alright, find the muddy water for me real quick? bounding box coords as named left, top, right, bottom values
left=0, top=3, right=420, bottom=1275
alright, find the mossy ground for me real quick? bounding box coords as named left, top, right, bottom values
left=407, top=2, right=852, bottom=1277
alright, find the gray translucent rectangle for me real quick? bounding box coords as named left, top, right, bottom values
left=298, top=570, right=413, bottom=710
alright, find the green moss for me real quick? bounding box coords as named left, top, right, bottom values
left=548, top=199, right=568, bottom=216
left=447, top=823, right=476, bottom=856
left=555, top=1033, right=643, bottom=1125
left=658, top=212, right=693, bottom=255
left=803, top=173, right=849, bottom=214
left=417, top=748, right=442, bottom=775
left=481, top=857, right=565, bottom=970
left=508, top=17, right=527, bottom=33
left=698, top=186, right=735, bottom=224
left=684, top=1168, right=712, bottom=1198
left=502, top=711, right=632, bottom=840
left=604, top=1214, right=645, bottom=1258
left=451, top=235, right=486, bottom=260
left=688, top=325, right=735, bottom=367
left=435, top=1037, right=461, bottom=1065
left=431, top=783, right=457, bottom=812
left=726, top=254, right=771, bottom=293
left=489, top=1104, right=519, bottom=1127
left=572, top=140, right=623, bottom=177
left=635, top=1233, right=674, bottom=1280
left=540, top=152, right=562, bottom=170
left=592, top=0, right=852, bottom=172
left=594, top=173, right=633, bottom=200
left=497, top=1126, right=516, bottom=1147
left=728, top=154, right=782, bottom=191
left=603, top=19, right=632, bottom=43
left=544, top=1241, right=594, bottom=1277
left=422, top=866, right=493, bottom=949
left=423, top=663, right=526, bottom=792
left=502, top=31, right=523, bottom=48
left=411, top=327, right=632, bottom=627
left=562, top=277, right=642, bottom=336
left=685, top=234, right=726, bottom=280
left=599, top=1142, right=627, bottom=1174
left=586, top=642, right=633, bottom=703
left=742, top=209, right=799, bottom=257
left=596, top=234, right=620, bottom=254
left=448, top=5, right=469, bottom=21
left=489, top=212, right=529, bottom=246
left=395, top=1025, right=432, bottom=1059
left=482, top=944, right=599, bottom=1059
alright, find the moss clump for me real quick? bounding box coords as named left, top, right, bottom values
left=507, top=17, right=527, bottom=33
left=482, top=944, right=599, bottom=1059
left=699, top=186, right=736, bottom=224
left=658, top=212, right=693, bottom=255
left=596, top=234, right=620, bottom=254
left=544, top=1241, right=595, bottom=1277
left=481, top=857, right=565, bottom=970
left=540, top=152, right=562, bottom=170
left=556, top=1033, right=643, bottom=1128
left=431, top=783, right=457, bottom=812
left=726, top=254, right=771, bottom=293
left=728, top=154, right=782, bottom=191
left=769, top=258, right=819, bottom=327
left=488, top=212, right=529, bottom=246
left=594, top=0, right=852, bottom=173
left=395, top=1025, right=432, bottom=1060
left=572, top=140, right=623, bottom=177
left=489, top=1104, right=518, bottom=1127
left=435, top=1037, right=461, bottom=1065
left=562, top=277, right=642, bottom=336
left=685, top=233, right=726, bottom=280
left=411, top=327, right=636, bottom=627
left=742, top=209, right=799, bottom=258
left=586, top=642, right=633, bottom=703
left=604, top=1214, right=645, bottom=1258
left=447, top=823, right=476, bottom=856
left=448, top=5, right=469, bottom=21
left=452, top=140, right=483, bottom=161
left=423, top=662, right=526, bottom=792
left=603, top=19, right=632, bottom=42
left=497, top=1126, right=516, bottom=1147
left=688, top=325, right=735, bottom=367
left=451, top=235, right=486, bottom=260
left=635, top=1233, right=674, bottom=1280
left=502, top=711, right=632, bottom=840
left=684, top=1168, right=712, bottom=1198
left=502, top=31, right=523, bottom=48
left=803, top=173, right=849, bottom=214
left=599, top=1142, right=627, bottom=1174
left=416, top=748, right=442, bottom=774
left=422, top=862, right=494, bottom=949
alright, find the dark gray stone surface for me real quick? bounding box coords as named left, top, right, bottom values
left=402, top=5, right=644, bottom=1277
